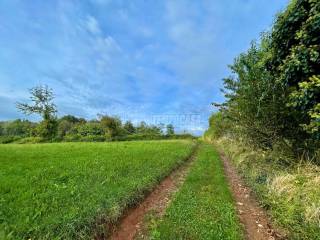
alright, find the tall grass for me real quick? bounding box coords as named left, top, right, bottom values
left=215, top=137, right=320, bottom=239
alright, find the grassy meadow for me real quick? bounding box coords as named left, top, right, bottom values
left=0, top=140, right=195, bottom=239
left=150, top=143, right=243, bottom=240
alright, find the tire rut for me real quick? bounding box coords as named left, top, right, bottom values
left=108, top=145, right=199, bottom=240
left=219, top=151, right=286, bottom=240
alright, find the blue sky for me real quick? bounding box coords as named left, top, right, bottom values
left=0, top=0, right=288, bottom=134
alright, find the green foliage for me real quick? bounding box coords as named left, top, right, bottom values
left=59, top=115, right=85, bottom=124
left=16, top=85, right=58, bottom=139
left=13, top=137, right=44, bottom=144
left=99, top=115, right=123, bottom=138
left=218, top=0, right=320, bottom=157
left=289, top=75, right=320, bottom=136
left=36, top=118, right=58, bottom=139
left=73, top=121, right=104, bottom=137
left=6, top=86, right=193, bottom=143
left=123, top=120, right=136, bottom=134
left=166, top=124, right=174, bottom=135
left=151, top=143, right=242, bottom=240
left=205, top=112, right=233, bottom=140
left=57, top=119, right=74, bottom=138
left=1, top=116, right=193, bottom=143
left=268, top=0, right=320, bottom=145
left=0, top=136, right=22, bottom=144
left=0, top=140, right=195, bottom=239
left=0, top=119, right=36, bottom=137
left=16, top=85, right=57, bottom=121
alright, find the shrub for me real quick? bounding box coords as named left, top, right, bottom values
left=79, top=135, right=106, bottom=142
left=0, top=136, right=22, bottom=144
left=218, top=0, right=320, bottom=158
left=36, top=119, right=58, bottom=139
left=13, top=137, right=44, bottom=144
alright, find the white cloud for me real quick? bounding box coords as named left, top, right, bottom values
left=85, top=15, right=102, bottom=35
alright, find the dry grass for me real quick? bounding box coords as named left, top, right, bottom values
left=268, top=174, right=296, bottom=200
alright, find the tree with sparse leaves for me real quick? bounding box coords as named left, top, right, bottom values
left=16, top=85, right=58, bottom=139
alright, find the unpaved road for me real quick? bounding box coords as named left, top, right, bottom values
left=109, top=147, right=198, bottom=240
left=105, top=144, right=285, bottom=240
left=220, top=152, right=286, bottom=240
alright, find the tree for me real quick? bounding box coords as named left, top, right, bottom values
left=4, top=119, right=36, bottom=137
left=59, top=115, right=85, bottom=124
left=219, top=0, right=320, bottom=157
left=268, top=0, right=320, bottom=142
left=124, top=121, right=135, bottom=134
left=16, top=85, right=57, bottom=139
left=166, top=124, right=175, bottom=135
left=0, top=122, right=4, bottom=135
left=99, top=115, right=122, bottom=138
left=57, top=120, right=74, bottom=138
left=137, top=121, right=148, bottom=134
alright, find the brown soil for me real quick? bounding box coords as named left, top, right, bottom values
left=219, top=151, right=286, bottom=240
left=108, top=147, right=198, bottom=240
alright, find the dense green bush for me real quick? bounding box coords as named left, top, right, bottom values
left=78, top=135, right=106, bottom=142
left=0, top=119, right=36, bottom=137
left=215, top=0, right=320, bottom=159
left=36, top=118, right=58, bottom=139
left=204, top=112, right=233, bottom=140
left=13, top=137, right=44, bottom=144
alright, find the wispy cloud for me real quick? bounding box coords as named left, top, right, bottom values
left=85, top=15, right=102, bottom=35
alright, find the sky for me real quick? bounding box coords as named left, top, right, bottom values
left=0, top=0, right=288, bottom=135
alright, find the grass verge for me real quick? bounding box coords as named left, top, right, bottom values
left=149, top=143, right=243, bottom=240
left=0, top=140, right=195, bottom=239
left=214, top=137, right=320, bottom=240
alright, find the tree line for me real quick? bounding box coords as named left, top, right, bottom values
left=207, top=0, right=319, bottom=162
left=0, top=86, right=192, bottom=143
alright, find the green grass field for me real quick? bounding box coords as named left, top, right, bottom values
left=150, top=143, right=243, bottom=240
left=0, top=140, right=195, bottom=239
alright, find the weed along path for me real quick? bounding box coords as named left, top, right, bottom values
left=219, top=152, right=285, bottom=240
left=108, top=145, right=199, bottom=240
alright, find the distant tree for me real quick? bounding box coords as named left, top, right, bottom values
left=0, top=122, right=4, bottom=135
left=57, top=120, right=74, bottom=138
left=77, top=121, right=104, bottom=136
left=148, top=125, right=162, bottom=135
left=166, top=124, right=175, bottom=135
left=137, top=121, right=148, bottom=134
left=99, top=115, right=122, bottom=137
left=57, top=115, right=86, bottom=138
left=157, top=123, right=165, bottom=134
left=4, top=119, right=35, bottom=137
left=16, top=85, right=57, bottom=139
left=124, top=121, right=135, bottom=134
left=17, top=85, right=57, bottom=120
left=59, top=115, right=84, bottom=124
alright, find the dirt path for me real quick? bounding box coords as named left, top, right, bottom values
left=219, top=152, right=286, bottom=240
left=109, top=147, right=198, bottom=240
